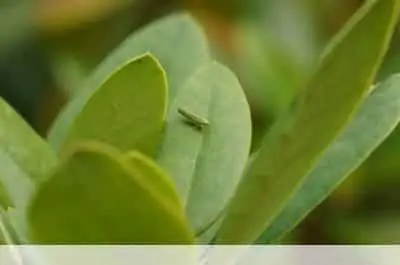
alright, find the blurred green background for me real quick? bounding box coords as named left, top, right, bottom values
left=1, top=0, right=399, bottom=243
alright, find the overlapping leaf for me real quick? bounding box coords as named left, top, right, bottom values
left=48, top=13, right=210, bottom=152
left=157, top=62, right=252, bottom=234
left=28, top=142, right=194, bottom=243
left=49, top=54, right=167, bottom=156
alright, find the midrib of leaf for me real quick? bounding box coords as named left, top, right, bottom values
left=185, top=78, right=228, bottom=233
left=184, top=74, right=214, bottom=208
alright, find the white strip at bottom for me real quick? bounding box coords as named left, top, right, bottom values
left=0, top=246, right=399, bottom=265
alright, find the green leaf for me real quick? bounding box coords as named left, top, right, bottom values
left=259, top=74, right=400, bottom=243
left=216, top=0, right=400, bottom=243
left=106, top=12, right=210, bottom=101
left=48, top=13, right=210, bottom=151
left=0, top=98, right=57, bottom=185
left=28, top=142, right=195, bottom=243
left=157, top=62, right=252, bottom=234
left=0, top=98, right=57, bottom=240
left=48, top=54, right=167, bottom=156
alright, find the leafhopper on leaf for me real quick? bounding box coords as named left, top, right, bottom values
left=178, top=108, right=209, bottom=129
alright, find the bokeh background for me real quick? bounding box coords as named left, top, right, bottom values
left=1, top=0, right=399, bottom=243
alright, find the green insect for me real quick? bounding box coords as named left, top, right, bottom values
left=177, top=107, right=209, bottom=129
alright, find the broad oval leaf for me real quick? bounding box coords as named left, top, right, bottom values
left=216, top=0, right=400, bottom=243
left=28, top=142, right=195, bottom=243
left=49, top=54, right=167, bottom=156
left=102, top=12, right=211, bottom=101
left=48, top=13, right=210, bottom=151
left=0, top=98, right=57, bottom=240
left=258, top=74, right=400, bottom=243
left=157, top=62, right=252, bottom=234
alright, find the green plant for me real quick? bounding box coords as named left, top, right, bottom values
left=1, top=0, right=400, bottom=245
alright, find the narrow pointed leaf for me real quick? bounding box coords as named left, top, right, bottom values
left=0, top=98, right=57, bottom=240
left=48, top=13, right=210, bottom=151
left=0, top=98, right=57, bottom=185
left=157, top=62, right=252, bottom=234
left=49, top=54, right=167, bottom=156
left=259, top=74, right=400, bottom=242
left=217, top=0, right=400, bottom=243
left=28, top=142, right=195, bottom=243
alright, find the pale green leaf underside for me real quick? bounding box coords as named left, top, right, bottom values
left=48, top=13, right=210, bottom=151
left=216, top=0, right=400, bottom=243
left=157, top=62, right=252, bottom=234
left=259, top=73, right=400, bottom=243
left=28, top=142, right=195, bottom=244
left=49, top=54, right=167, bottom=156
